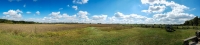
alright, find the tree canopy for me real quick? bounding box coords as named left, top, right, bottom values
left=184, top=16, right=199, bottom=26
left=0, top=19, right=35, bottom=24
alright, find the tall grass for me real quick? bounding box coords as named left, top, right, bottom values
left=0, top=24, right=197, bottom=45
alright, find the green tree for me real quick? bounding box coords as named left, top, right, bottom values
left=190, top=20, right=193, bottom=26
left=4, top=20, right=13, bottom=24
left=193, top=16, right=198, bottom=26
left=184, top=20, right=189, bottom=25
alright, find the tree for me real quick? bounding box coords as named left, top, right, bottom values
left=189, top=20, right=193, bottom=26
left=4, top=20, right=13, bottom=24
left=184, top=20, right=189, bottom=25
left=193, top=16, right=199, bottom=26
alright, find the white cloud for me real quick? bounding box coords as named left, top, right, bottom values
left=141, top=0, right=162, bottom=5
left=76, top=11, right=90, bottom=22
left=108, top=17, right=116, bottom=23
left=129, top=14, right=148, bottom=20
left=110, top=10, right=194, bottom=24
left=63, top=14, right=75, bottom=19
left=92, top=15, right=107, bottom=20
left=62, top=13, right=78, bottom=21
left=114, top=12, right=147, bottom=20
left=26, top=11, right=31, bottom=14
left=36, top=11, right=40, bottom=15
left=72, top=5, right=78, bottom=10
left=111, top=12, right=150, bottom=24
left=42, top=17, right=58, bottom=21
left=141, top=0, right=189, bottom=13
left=42, top=12, right=79, bottom=22
left=3, top=9, right=23, bottom=20
left=139, top=0, right=195, bottom=24
left=109, top=11, right=195, bottom=24
left=77, top=11, right=89, bottom=19
left=49, top=12, right=62, bottom=19
left=73, top=0, right=89, bottom=4
left=40, top=11, right=90, bottom=23
left=42, top=12, right=63, bottom=21
left=114, top=12, right=124, bottom=18
left=90, top=15, right=108, bottom=23
left=152, top=12, right=195, bottom=24
left=142, top=5, right=166, bottom=13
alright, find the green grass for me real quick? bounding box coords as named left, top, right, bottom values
left=0, top=26, right=197, bottom=45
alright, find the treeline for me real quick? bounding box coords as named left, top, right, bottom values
left=0, top=19, right=36, bottom=24
left=184, top=16, right=199, bottom=26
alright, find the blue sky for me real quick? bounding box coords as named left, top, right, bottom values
left=0, top=0, right=199, bottom=24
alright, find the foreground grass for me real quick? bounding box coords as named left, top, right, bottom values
left=0, top=26, right=197, bottom=45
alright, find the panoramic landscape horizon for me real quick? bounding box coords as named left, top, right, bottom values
left=1, top=0, right=200, bottom=45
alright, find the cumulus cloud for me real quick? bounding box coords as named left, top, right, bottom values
left=62, top=13, right=78, bottom=21
left=141, top=0, right=162, bottom=5
left=63, top=14, right=76, bottom=19
left=49, top=12, right=62, bottom=19
left=42, top=12, right=79, bottom=22
left=72, top=5, right=78, bottom=10
left=114, top=12, right=124, bottom=18
left=75, top=11, right=90, bottom=22
left=41, top=11, right=91, bottom=23
left=26, top=11, right=31, bottom=14
left=139, top=0, right=195, bottom=24
left=89, top=15, right=107, bottom=23
left=43, top=12, right=62, bottom=21
left=42, top=17, right=58, bottom=21
left=77, top=11, right=89, bottom=19
left=142, top=5, right=166, bottom=13
left=36, top=11, right=40, bottom=15
left=141, top=0, right=189, bottom=13
left=108, top=11, right=195, bottom=24
left=153, top=12, right=195, bottom=24
left=92, top=15, right=107, bottom=20
left=107, top=12, right=151, bottom=24
left=166, top=2, right=189, bottom=13
left=114, top=12, right=147, bottom=20
left=73, top=0, right=89, bottom=4
left=3, top=9, right=23, bottom=20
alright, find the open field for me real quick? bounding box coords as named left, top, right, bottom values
left=0, top=23, right=198, bottom=45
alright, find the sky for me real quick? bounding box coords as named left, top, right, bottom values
left=0, top=0, right=200, bottom=24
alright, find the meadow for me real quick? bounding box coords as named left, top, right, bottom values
left=0, top=23, right=197, bottom=45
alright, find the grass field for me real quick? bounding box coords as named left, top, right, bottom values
left=0, top=23, right=197, bottom=45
